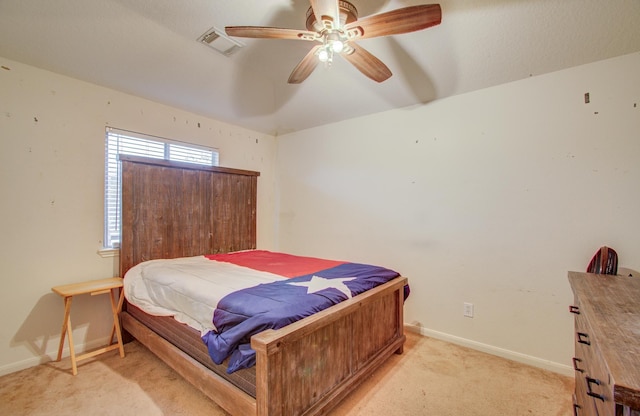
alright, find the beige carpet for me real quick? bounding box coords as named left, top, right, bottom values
left=0, top=331, right=573, bottom=415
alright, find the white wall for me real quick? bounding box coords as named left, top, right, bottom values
left=0, top=58, right=278, bottom=375
left=276, top=52, right=640, bottom=374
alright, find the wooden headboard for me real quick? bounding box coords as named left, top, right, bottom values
left=119, top=155, right=260, bottom=277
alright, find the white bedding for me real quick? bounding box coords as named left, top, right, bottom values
left=123, top=256, right=287, bottom=334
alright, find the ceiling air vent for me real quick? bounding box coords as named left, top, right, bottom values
left=198, top=27, right=244, bottom=57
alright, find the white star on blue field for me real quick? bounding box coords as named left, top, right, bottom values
left=288, top=275, right=356, bottom=298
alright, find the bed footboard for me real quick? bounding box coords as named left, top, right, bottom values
left=251, top=276, right=407, bottom=416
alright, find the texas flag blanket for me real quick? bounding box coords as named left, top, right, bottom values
left=201, top=250, right=403, bottom=373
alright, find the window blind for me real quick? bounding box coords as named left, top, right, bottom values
left=104, top=127, right=219, bottom=249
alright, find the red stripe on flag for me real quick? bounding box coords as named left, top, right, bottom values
left=205, top=250, right=346, bottom=278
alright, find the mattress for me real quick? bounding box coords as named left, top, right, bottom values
left=124, top=254, right=288, bottom=334
left=124, top=250, right=402, bottom=373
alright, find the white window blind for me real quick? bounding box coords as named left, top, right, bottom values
left=104, top=128, right=219, bottom=249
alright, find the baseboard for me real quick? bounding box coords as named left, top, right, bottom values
left=404, top=324, right=574, bottom=377
left=0, top=336, right=113, bottom=377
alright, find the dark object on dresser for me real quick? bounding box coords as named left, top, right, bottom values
left=586, top=246, right=618, bottom=275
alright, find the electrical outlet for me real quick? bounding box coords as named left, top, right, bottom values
left=463, top=302, right=474, bottom=318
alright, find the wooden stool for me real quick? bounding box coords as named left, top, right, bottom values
left=52, top=277, right=125, bottom=375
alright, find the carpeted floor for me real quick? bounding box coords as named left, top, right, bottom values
left=0, top=330, right=574, bottom=415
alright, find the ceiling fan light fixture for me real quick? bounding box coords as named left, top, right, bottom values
left=318, top=48, right=330, bottom=62
left=316, top=31, right=345, bottom=64
left=326, top=32, right=344, bottom=53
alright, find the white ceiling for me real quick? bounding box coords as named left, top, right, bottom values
left=1, top=0, right=639, bottom=136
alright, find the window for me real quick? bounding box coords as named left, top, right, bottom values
left=104, top=128, right=219, bottom=249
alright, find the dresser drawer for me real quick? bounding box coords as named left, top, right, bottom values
left=580, top=347, right=613, bottom=416
left=574, top=376, right=597, bottom=415
left=571, top=300, right=614, bottom=416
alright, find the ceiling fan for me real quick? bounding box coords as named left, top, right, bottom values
left=225, top=1, right=442, bottom=84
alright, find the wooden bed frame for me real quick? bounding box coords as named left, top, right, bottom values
left=118, top=156, right=407, bottom=416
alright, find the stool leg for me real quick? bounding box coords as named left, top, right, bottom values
left=109, top=288, right=125, bottom=358
left=67, top=310, right=78, bottom=376
left=108, top=289, right=116, bottom=343
left=56, top=296, right=72, bottom=362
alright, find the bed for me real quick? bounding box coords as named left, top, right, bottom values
left=118, top=155, right=408, bottom=416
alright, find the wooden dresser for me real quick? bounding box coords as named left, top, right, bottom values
left=568, top=271, right=640, bottom=416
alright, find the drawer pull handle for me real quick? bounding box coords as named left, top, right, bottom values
left=586, top=377, right=605, bottom=402
left=572, top=357, right=584, bottom=373
left=577, top=332, right=590, bottom=345
left=569, top=305, right=580, bottom=314
left=573, top=403, right=581, bottom=416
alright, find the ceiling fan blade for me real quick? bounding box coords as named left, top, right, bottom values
left=288, top=45, right=322, bottom=84
left=309, top=0, right=340, bottom=28
left=341, top=43, right=392, bottom=83
left=344, top=4, right=442, bottom=40
left=225, top=26, right=318, bottom=41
